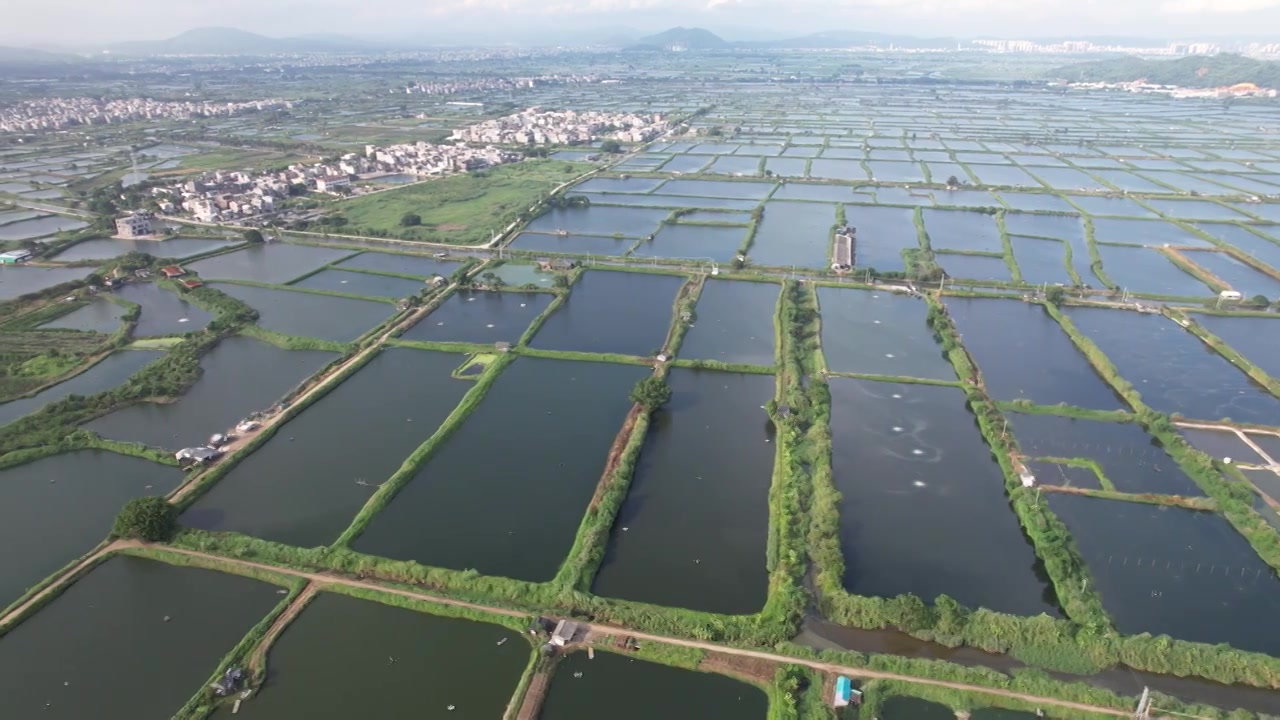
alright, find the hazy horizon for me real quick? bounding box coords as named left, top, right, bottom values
left=4, top=0, right=1280, bottom=48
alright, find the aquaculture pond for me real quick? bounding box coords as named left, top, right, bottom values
left=1248, top=432, right=1280, bottom=462
left=679, top=280, right=778, bottom=367
left=845, top=205, right=917, bottom=273
left=334, top=251, right=460, bottom=278
left=0, top=556, right=282, bottom=720
left=116, top=282, right=213, bottom=337
left=1194, top=223, right=1280, bottom=272
left=1007, top=413, right=1204, bottom=496
left=218, top=593, right=527, bottom=719
left=937, top=253, right=1010, bottom=282
left=0, top=451, right=181, bottom=605
left=488, top=263, right=556, bottom=288
left=1096, top=245, right=1211, bottom=297
left=658, top=179, right=775, bottom=200
left=0, top=350, right=160, bottom=428
left=945, top=298, right=1121, bottom=409
left=1193, top=314, right=1280, bottom=380
left=353, top=357, right=647, bottom=582
left=1179, top=427, right=1267, bottom=465
left=212, top=283, right=394, bottom=342
left=817, top=288, right=955, bottom=381
left=1067, top=307, right=1280, bottom=425
left=539, top=651, right=768, bottom=720
left=523, top=206, right=670, bottom=238
left=38, top=299, right=125, bottom=333
left=0, top=265, right=88, bottom=301
left=1185, top=251, right=1280, bottom=298
left=402, top=291, right=553, bottom=346
left=828, top=379, right=1058, bottom=616
left=0, top=214, right=87, bottom=240
left=530, top=270, right=684, bottom=357
left=592, top=369, right=777, bottom=614
left=748, top=200, right=837, bottom=268
left=187, top=243, right=355, bottom=284
left=290, top=268, right=425, bottom=299
left=51, top=236, right=233, bottom=262
left=921, top=208, right=1003, bottom=253
left=509, top=232, right=632, bottom=257
left=1010, top=236, right=1074, bottom=285
left=1091, top=217, right=1205, bottom=247
left=86, top=336, right=336, bottom=450
left=1048, top=494, right=1280, bottom=656
left=182, top=348, right=471, bottom=547
left=631, top=224, right=745, bottom=263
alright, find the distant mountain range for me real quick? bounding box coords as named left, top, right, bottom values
left=628, top=27, right=728, bottom=51
left=1050, top=54, right=1280, bottom=89
left=103, top=27, right=377, bottom=56
left=624, top=27, right=956, bottom=51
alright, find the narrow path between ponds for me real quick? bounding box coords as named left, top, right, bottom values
left=1, top=540, right=1147, bottom=719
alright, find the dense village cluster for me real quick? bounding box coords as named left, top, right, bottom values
left=400, top=75, right=599, bottom=95
left=450, top=108, right=671, bottom=145
left=0, top=97, right=291, bottom=134
left=156, top=141, right=520, bottom=224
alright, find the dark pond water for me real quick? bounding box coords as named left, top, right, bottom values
left=212, top=283, right=394, bottom=342
left=524, top=206, right=670, bottom=238
left=1180, top=427, right=1266, bottom=465
left=1048, top=494, right=1280, bottom=656
left=353, top=357, right=646, bottom=581
left=0, top=451, right=181, bottom=606
left=541, top=651, right=767, bottom=720
left=632, top=224, right=746, bottom=263
left=291, top=268, right=425, bottom=299
left=51, top=237, right=233, bottom=262
left=946, top=298, right=1123, bottom=409
left=510, top=232, right=632, bottom=256
left=1194, top=315, right=1280, bottom=381
left=116, top=282, right=213, bottom=337
left=829, top=379, right=1059, bottom=616
left=0, top=215, right=87, bottom=240
left=183, top=348, right=471, bottom=547
left=846, top=205, right=917, bottom=273
left=0, top=266, right=87, bottom=301
left=217, top=592, right=528, bottom=719
left=87, top=336, right=335, bottom=450
left=1095, top=245, right=1211, bottom=296
left=583, top=193, right=760, bottom=212
left=1246, top=432, right=1280, bottom=463
left=938, top=253, right=1010, bottom=282
left=679, top=280, right=778, bottom=366
left=592, top=370, right=777, bottom=614
left=0, top=350, right=161, bottom=428
left=1007, top=413, right=1204, bottom=496
left=1024, top=460, right=1102, bottom=489
left=401, top=290, right=553, bottom=345
left=530, top=270, right=683, bottom=357
left=1185, top=251, right=1280, bottom=298
left=1010, top=236, right=1074, bottom=285
left=878, top=696, right=955, bottom=719
left=573, top=177, right=666, bottom=194
left=749, top=200, right=837, bottom=268
left=188, top=243, right=355, bottom=284
left=334, top=252, right=461, bottom=278
left=817, top=288, right=955, bottom=381
left=1194, top=223, right=1280, bottom=272
left=1067, top=307, right=1280, bottom=425
left=38, top=299, right=125, bottom=333
left=922, top=208, right=1003, bottom=253
left=658, top=179, right=775, bottom=200
left=0, top=555, right=281, bottom=720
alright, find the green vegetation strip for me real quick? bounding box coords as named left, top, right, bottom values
left=1170, top=309, right=1280, bottom=398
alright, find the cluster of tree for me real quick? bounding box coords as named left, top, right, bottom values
left=599, top=139, right=623, bottom=154
left=546, top=194, right=590, bottom=209
left=113, top=496, right=178, bottom=542
left=629, top=376, right=672, bottom=410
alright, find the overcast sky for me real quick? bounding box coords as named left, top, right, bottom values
left=5, top=0, right=1280, bottom=47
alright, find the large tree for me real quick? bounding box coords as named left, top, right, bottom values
left=629, top=376, right=672, bottom=411
left=113, top=496, right=178, bottom=542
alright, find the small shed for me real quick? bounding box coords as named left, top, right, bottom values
left=180, top=279, right=204, bottom=290
left=0, top=249, right=32, bottom=264
left=1219, top=290, right=1243, bottom=302
left=551, top=620, right=581, bottom=647
left=833, top=676, right=861, bottom=708
left=161, top=265, right=187, bottom=279
left=176, top=446, right=222, bottom=467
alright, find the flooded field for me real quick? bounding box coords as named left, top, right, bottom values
left=0, top=350, right=160, bottom=427
left=1007, top=414, right=1205, bottom=495
left=540, top=651, right=767, bottom=720
left=401, top=290, right=552, bottom=345
left=115, top=282, right=213, bottom=337
left=220, top=593, right=527, bottom=719
left=353, top=357, right=646, bottom=581
left=51, top=237, right=233, bottom=262
left=1193, top=314, right=1280, bottom=380
left=1048, top=494, right=1280, bottom=656
left=679, top=280, right=778, bottom=366
left=212, top=283, right=394, bottom=342
left=0, top=556, right=281, bottom=719
left=188, top=243, right=355, bottom=284
left=291, top=268, right=425, bottom=299
left=0, top=451, right=181, bottom=605
left=183, top=348, right=471, bottom=546
left=946, top=298, right=1121, bottom=408
left=817, top=289, right=955, bottom=381
left=592, top=369, right=777, bottom=614
left=828, top=379, right=1058, bottom=616
left=530, top=270, right=683, bottom=357
left=1067, top=308, right=1280, bottom=425
left=86, top=336, right=335, bottom=449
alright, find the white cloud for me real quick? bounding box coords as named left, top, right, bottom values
left=1161, top=0, right=1280, bottom=12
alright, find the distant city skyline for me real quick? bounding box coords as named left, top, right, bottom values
left=4, top=0, right=1280, bottom=48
